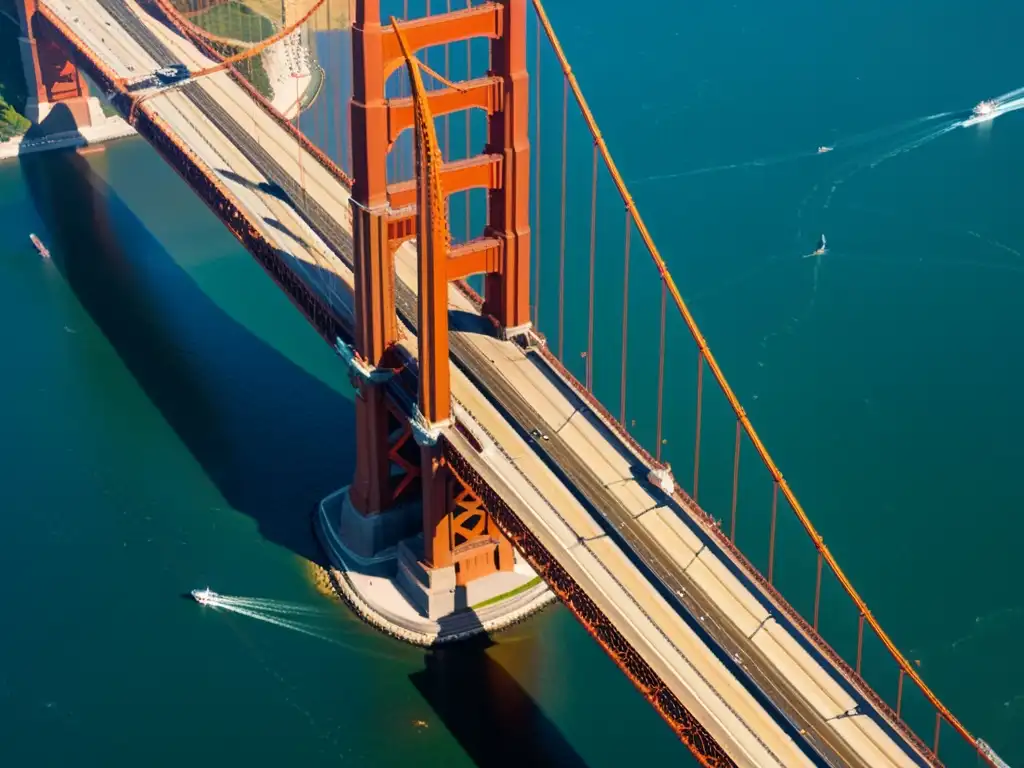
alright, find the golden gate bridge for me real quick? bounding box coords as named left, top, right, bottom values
left=10, top=0, right=1011, bottom=763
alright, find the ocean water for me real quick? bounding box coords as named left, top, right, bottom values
left=1, top=0, right=1022, bottom=764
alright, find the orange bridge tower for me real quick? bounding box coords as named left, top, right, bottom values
left=319, top=0, right=535, bottom=620
left=13, top=0, right=100, bottom=131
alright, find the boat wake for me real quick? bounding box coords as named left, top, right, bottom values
left=191, top=587, right=338, bottom=644
left=960, top=86, right=1024, bottom=127
left=628, top=111, right=954, bottom=186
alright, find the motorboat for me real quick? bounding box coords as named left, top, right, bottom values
left=29, top=233, right=50, bottom=259
left=191, top=587, right=216, bottom=605
left=962, top=100, right=999, bottom=127
left=817, top=146, right=833, bottom=154
left=973, top=100, right=997, bottom=118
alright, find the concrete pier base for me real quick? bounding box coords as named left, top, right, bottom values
left=330, top=483, right=420, bottom=563
left=0, top=95, right=136, bottom=163
left=315, top=487, right=555, bottom=646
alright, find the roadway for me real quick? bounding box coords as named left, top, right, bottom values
left=43, top=1, right=933, bottom=765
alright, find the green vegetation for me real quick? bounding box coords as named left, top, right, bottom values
left=235, top=53, right=273, bottom=100
left=195, top=2, right=276, bottom=100
left=470, top=577, right=543, bottom=610
left=191, top=1, right=275, bottom=43
left=209, top=39, right=273, bottom=100
left=0, top=2, right=31, bottom=140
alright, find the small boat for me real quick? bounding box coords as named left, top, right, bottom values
left=29, top=233, right=50, bottom=259
left=817, top=146, right=833, bottom=154
left=817, top=233, right=827, bottom=252
left=962, top=99, right=999, bottom=127
left=191, top=587, right=216, bottom=605
left=973, top=100, right=997, bottom=118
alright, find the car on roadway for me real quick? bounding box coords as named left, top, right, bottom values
left=154, top=64, right=190, bottom=85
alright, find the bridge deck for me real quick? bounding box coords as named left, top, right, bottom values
left=45, top=0, right=932, bottom=764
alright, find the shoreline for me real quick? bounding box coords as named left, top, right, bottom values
left=262, top=26, right=313, bottom=119
left=0, top=114, right=136, bottom=163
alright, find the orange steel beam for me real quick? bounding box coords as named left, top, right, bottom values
left=387, top=154, right=502, bottom=209
left=381, top=3, right=502, bottom=79
left=387, top=76, right=502, bottom=146
left=386, top=211, right=418, bottom=249
left=385, top=225, right=503, bottom=282
left=350, top=0, right=400, bottom=515
left=449, top=237, right=502, bottom=280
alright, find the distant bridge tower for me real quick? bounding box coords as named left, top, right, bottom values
left=14, top=0, right=101, bottom=130
left=335, top=0, right=531, bottom=616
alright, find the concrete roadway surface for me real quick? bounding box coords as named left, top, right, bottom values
left=45, top=0, right=932, bottom=764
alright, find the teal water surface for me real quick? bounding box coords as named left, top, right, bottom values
left=1, top=0, right=1023, bottom=764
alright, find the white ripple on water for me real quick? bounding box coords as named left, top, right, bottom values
left=191, top=590, right=407, bottom=662
left=196, top=592, right=340, bottom=644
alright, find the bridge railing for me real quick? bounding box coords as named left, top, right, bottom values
left=524, top=0, right=995, bottom=765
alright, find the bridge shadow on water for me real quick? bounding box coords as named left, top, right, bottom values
left=411, top=627, right=588, bottom=768
left=18, top=147, right=353, bottom=566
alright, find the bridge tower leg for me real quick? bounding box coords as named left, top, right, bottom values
left=325, top=0, right=425, bottom=564
left=13, top=0, right=99, bottom=130
left=349, top=2, right=399, bottom=518
left=484, top=0, right=532, bottom=338
left=388, top=0, right=523, bottom=619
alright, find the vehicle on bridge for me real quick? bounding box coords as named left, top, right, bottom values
left=154, top=64, right=190, bottom=85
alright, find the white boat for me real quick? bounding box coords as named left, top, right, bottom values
left=817, top=146, right=833, bottom=154
left=963, top=99, right=998, bottom=126
left=974, top=100, right=997, bottom=117
left=191, top=587, right=216, bottom=605
left=29, top=233, right=50, bottom=259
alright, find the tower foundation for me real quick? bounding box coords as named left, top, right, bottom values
left=316, top=486, right=553, bottom=645
left=15, top=0, right=94, bottom=132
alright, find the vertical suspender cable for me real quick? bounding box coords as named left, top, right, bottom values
left=768, top=480, right=778, bottom=584
left=444, top=0, right=451, bottom=160
left=444, top=0, right=452, bottom=226
left=897, top=669, right=905, bottom=719
left=331, top=0, right=343, bottom=167
left=557, top=76, right=568, bottom=360
left=813, top=551, right=823, bottom=631
left=856, top=612, right=865, bottom=674
left=619, top=209, right=630, bottom=425
left=934, top=713, right=942, bottom=757
left=402, top=0, right=411, bottom=181
left=465, top=4, right=472, bottom=241
left=693, top=349, right=704, bottom=501
left=586, top=143, right=597, bottom=391
left=295, top=76, right=306, bottom=205
left=312, top=16, right=319, bottom=149
left=655, top=280, right=667, bottom=463
left=730, top=420, right=740, bottom=543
